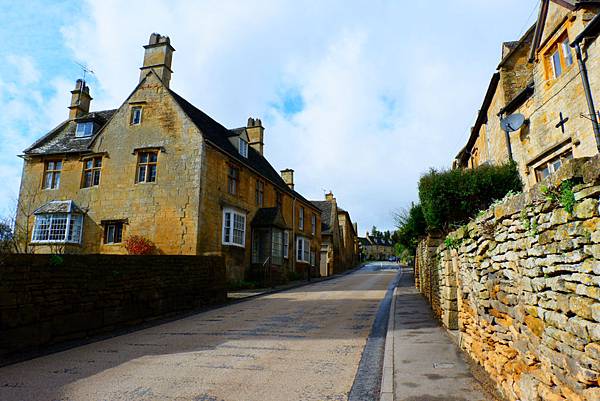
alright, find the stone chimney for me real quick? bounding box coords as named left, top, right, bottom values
left=246, top=117, right=265, bottom=155
left=139, top=33, right=175, bottom=88
left=281, top=169, right=294, bottom=190
left=325, top=191, right=335, bottom=202
left=68, top=79, right=92, bottom=120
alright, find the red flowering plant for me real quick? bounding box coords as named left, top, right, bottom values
left=124, top=235, right=157, bottom=255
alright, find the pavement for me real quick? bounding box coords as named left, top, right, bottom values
left=384, top=266, right=497, bottom=401
left=0, top=263, right=397, bottom=401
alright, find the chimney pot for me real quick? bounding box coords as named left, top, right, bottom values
left=246, top=116, right=265, bottom=155
left=68, top=79, right=92, bottom=120
left=281, top=169, right=294, bottom=190
left=325, top=192, right=335, bottom=202
left=140, top=32, right=175, bottom=88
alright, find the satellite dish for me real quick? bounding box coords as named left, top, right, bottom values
left=500, top=113, right=526, bottom=133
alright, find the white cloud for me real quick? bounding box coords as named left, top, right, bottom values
left=4, top=0, right=535, bottom=231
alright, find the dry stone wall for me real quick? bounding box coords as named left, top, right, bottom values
left=0, top=254, right=226, bottom=362
left=415, top=156, right=600, bottom=401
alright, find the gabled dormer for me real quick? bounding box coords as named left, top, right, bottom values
left=227, top=127, right=250, bottom=158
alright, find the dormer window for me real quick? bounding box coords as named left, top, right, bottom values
left=241, top=140, right=248, bottom=157
left=131, top=106, right=143, bottom=125
left=75, top=121, right=94, bottom=138
left=239, top=138, right=248, bottom=157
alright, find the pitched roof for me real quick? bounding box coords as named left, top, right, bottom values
left=251, top=207, right=288, bottom=229
left=168, top=89, right=316, bottom=208
left=311, top=200, right=334, bottom=234
left=34, top=200, right=84, bottom=214
left=24, top=110, right=116, bottom=155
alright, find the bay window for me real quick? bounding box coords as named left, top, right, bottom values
left=32, top=213, right=83, bottom=244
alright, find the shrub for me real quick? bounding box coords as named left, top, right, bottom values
left=124, top=235, right=157, bottom=255
left=418, top=162, right=522, bottom=231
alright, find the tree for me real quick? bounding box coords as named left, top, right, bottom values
left=394, top=203, right=427, bottom=255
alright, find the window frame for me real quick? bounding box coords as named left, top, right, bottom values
left=136, top=150, right=158, bottom=183
left=227, top=165, right=240, bottom=195
left=298, top=206, right=304, bottom=230
left=130, top=106, right=143, bottom=125
left=239, top=137, right=248, bottom=158
left=283, top=231, right=289, bottom=259
left=31, top=213, right=83, bottom=244
left=311, top=214, right=317, bottom=236
left=104, top=222, right=124, bottom=244
left=255, top=179, right=264, bottom=207
left=82, top=156, right=102, bottom=188
left=75, top=121, right=94, bottom=138
left=222, top=207, right=246, bottom=247
left=534, top=150, right=573, bottom=182
left=296, top=236, right=310, bottom=263
left=43, top=160, right=62, bottom=190
left=272, top=229, right=283, bottom=265
left=543, top=30, right=574, bottom=81
left=275, top=190, right=283, bottom=209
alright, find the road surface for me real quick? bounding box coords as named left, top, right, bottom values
left=0, top=263, right=398, bottom=401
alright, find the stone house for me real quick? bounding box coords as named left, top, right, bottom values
left=16, top=33, right=322, bottom=282
left=358, top=234, right=394, bottom=261
left=455, top=1, right=600, bottom=190
left=311, top=192, right=359, bottom=276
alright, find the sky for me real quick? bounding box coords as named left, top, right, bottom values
left=0, top=0, right=541, bottom=234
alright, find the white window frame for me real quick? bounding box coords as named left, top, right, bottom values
left=31, top=213, right=83, bottom=244
left=131, top=106, right=143, bottom=125
left=296, top=236, right=310, bottom=263
left=310, top=251, right=316, bottom=267
left=311, top=214, right=316, bottom=235
left=239, top=138, right=248, bottom=158
left=222, top=207, right=246, bottom=247
left=75, top=121, right=94, bottom=138
left=561, top=39, right=573, bottom=67
left=283, top=231, right=289, bottom=259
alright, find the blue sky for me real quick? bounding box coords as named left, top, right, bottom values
left=0, top=0, right=540, bottom=233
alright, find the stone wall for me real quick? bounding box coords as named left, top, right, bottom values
left=415, top=156, right=600, bottom=401
left=0, top=254, right=226, bottom=361
left=414, top=234, right=443, bottom=317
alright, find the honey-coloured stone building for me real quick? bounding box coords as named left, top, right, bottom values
left=455, top=1, right=600, bottom=189
left=16, top=33, right=322, bottom=281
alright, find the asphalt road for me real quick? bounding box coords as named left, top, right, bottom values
left=0, top=263, right=398, bottom=401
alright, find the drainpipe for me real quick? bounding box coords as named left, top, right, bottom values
left=573, top=42, right=600, bottom=151
left=292, top=196, right=296, bottom=274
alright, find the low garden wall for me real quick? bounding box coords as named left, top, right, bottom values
left=0, top=254, right=226, bottom=362
left=415, top=156, right=600, bottom=401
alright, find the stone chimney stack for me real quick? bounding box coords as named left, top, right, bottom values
left=139, top=33, right=175, bottom=88
left=281, top=169, right=294, bottom=190
left=68, top=79, right=92, bottom=120
left=246, top=117, right=265, bottom=155
left=325, top=191, right=335, bottom=202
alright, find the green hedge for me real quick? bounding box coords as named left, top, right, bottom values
left=418, top=162, right=522, bottom=231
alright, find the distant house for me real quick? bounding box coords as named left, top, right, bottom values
left=359, top=234, right=394, bottom=261
left=455, top=1, right=600, bottom=190
left=311, top=192, right=359, bottom=276
left=16, top=33, right=321, bottom=282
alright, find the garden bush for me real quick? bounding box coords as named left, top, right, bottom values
left=418, top=162, right=522, bottom=231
